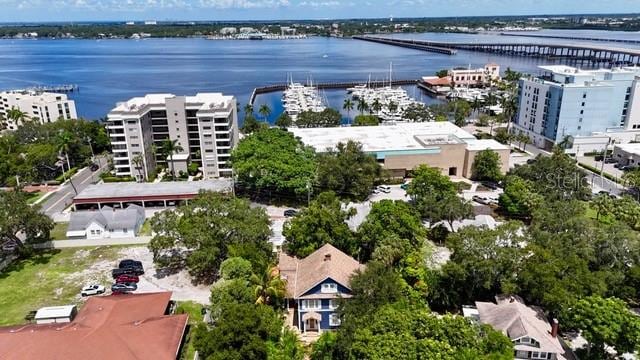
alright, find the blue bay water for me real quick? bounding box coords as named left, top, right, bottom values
left=0, top=30, right=634, bottom=122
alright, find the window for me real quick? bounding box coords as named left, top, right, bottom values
left=123, top=228, right=128, bottom=233
left=329, top=313, right=341, bottom=326
left=329, top=299, right=338, bottom=309
left=321, top=283, right=338, bottom=293
left=302, top=300, right=320, bottom=310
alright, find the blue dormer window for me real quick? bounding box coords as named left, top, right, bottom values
left=321, top=283, right=338, bottom=293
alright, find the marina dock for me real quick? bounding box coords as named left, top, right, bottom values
left=249, top=79, right=417, bottom=105
left=25, top=84, right=79, bottom=93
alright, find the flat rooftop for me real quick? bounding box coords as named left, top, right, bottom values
left=615, top=143, right=640, bottom=155
left=290, top=122, right=476, bottom=153
left=465, top=139, right=511, bottom=151
left=110, top=92, right=234, bottom=113
left=74, top=180, right=232, bottom=202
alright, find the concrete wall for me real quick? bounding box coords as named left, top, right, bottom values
left=463, top=148, right=510, bottom=178
left=383, top=143, right=468, bottom=177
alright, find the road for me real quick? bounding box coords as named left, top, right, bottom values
left=40, top=156, right=109, bottom=217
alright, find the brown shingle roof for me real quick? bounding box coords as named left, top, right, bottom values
left=0, top=292, right=188, bottom=360
left=278, top=244, right=364, bottom=298
left=475, top=296, right=565, bottom=357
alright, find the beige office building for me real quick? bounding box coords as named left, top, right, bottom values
left=290, top=122, right=509, bottom=178
left=107, top=93, right=238, bottom=181
left=0, top=90, right=77, bottom=130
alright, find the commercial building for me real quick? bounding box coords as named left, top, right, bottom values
left=0, top=292, right=188, bottom=360
left=513, top=65, right=640, bottom=149
left=449, top=63, right=500, bottom=88
left=72, top=180, right=233, bottom=210
left=290, top=122, right=510, bottom=178
left=107, top=93, right=238, bottom=181
left=0, top=90, right=77, bottom=130
left=612, top=143, right=640, bottom=167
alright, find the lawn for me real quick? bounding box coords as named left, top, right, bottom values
left=0, top=246, right=124, bottom=326
left=138, top=219, right=152, bottom=236
left=26, top=192, right=46, bottom=205
left=51, top=223, right=69, bottom=240
left=176, top=301, right=205, bottom=360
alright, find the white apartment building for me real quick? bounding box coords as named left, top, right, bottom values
left=0, top=90, right=77, bottom=130
left=106, top=93, right=238, bottom=181
left=514, top=65, right=640, bottom=149
left=450, top=63, right=501, bottom=88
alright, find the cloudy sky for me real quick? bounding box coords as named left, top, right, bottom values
left=2, top=0, right=640, bottom=22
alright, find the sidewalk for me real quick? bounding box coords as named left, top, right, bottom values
left=34, top=236, right=152, bottom=249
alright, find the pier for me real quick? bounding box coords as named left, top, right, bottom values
left=249, top=79, right=417, bottom=105
left=500, top=32, right=640, bottom=45
left=25, top=84, right=79, bottom=93
left=352, top=35, right=456, bottom=55
left=353, top=36, right=640, bottom=66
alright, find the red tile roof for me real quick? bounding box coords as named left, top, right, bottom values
left=0, top=292, right=188, bottom=360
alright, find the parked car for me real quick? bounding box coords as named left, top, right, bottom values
left=526, top=159, right=536, bottom=164
left=400, top=181, right=411, bottom=190
left=594, top=155, right=604, bottom=162
left=111, top=282, right=137, bottom=293
left=283, top=209, right=298, bottom=217
left=112, top=267, right=137, bottom=278
left=621, top=165, right=637, bottom=172
left=605, top=158, right=618, bottom=164
left=81, top=284, right=105, bottom=297
left=89, top=163, right=100, bottom=172
left=117, top=259, right=144, bottom=275
left=116, top=274, right=139, bottom=284
left=480, top=181, right=500, bottom=190
left=597, top=190, right=617, bottom=199
left=377, top=185, right=391, bottom=193
left=472, top=195, right=492, bottom=205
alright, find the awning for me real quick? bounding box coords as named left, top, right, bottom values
left=302, top=312, right=321, bottom=322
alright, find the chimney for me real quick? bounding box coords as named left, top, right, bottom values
left=550, top=318, right=559, bottom=337
left=324, top=253, right=331, bottom=261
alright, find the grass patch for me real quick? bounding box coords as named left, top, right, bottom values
left=51, top=223, right=69, bottom=240
left=585, top=204, right=615, bottom=225
left=138, top=219, right=152, bottom=236
left=176, top=301, right=205, bottom=360
left=26, top=192, right=45, bottom=205
left=0, top=246, right=125, bottom=326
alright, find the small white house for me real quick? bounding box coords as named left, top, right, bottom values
left=34, top=305, right=77, bottom=324
left=66, top=205, right=145, bottom=239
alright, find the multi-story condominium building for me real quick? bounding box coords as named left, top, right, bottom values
left=513, top=65, right=640, bottom=149
left=0, top=90, right=77, bottom=130
left=106, top=93, right=238, bottom=181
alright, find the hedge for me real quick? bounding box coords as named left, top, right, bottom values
left=102, top=176, right=136, bottom=183
left=55, top=167, right=78, bottom=183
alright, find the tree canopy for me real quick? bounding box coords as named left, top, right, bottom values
left=296, top=108, right=342, bottom=128
left=0, top=190, right=53, bottom=248
left=315, top=140, right=382, bottom=201
left=231, top=128, right=317, bottom=199
left=471, top=149, right=503, bottom=182
left=148, top=191, right=272, bottom=284
left=352, top=114, right=379, bottom=126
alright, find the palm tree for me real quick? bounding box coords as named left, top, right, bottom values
left=161, top=139, right=184, bottom=181
left=518, top=133, right=532, bottom=152
left=251, top=265, right=287, bottom=308
left=343, top=98, right=354, bottom=123
left=243, top=103, right=254, bottom=116
left=132, top=153, right=146, bottom=182
left=388, top=101, right=398, bottom=114
left=357, top=98, right=368, bottom=115
left=472, top=97, right=482, bottom=116
left=501, top=86, right=518, bottom=134
left=7, top=107, right=29, bottom=126
left=56, top=131, right=73, bottom=175
left=258, top=104, right=271, bottom=122
left=371, top=99, right=383, bottom=115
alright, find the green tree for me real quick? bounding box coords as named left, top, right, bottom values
left=220, top=257, right=253, bottom=281
left=316, top=140, right=382, bottom=201
left=274, top=113, right=292, bottom=128
left=268, top=328, right=305, bottom=360
left=435, top=69, right=449, bottom=78
left=406, top=164, right=461, bottom=222
left=592, top=193, right=614, bottom=221
left=55, top=131, right=75, bottom=174
left=295, top=108, right=342, bottom=128
left=352, top=114, right=379, bottom=126
left=342, top=98, right=354, bottom=122
left=370, top=98, right=382, bottom=114
left=310, top=332, right=338, bottom=360
left=356, top=98, right=368, bottom=115
left=148, top=192, right=272, bottom=284
left=258, top=103, right=271, bottom=122
left=251, top=265, right=287, bottom=307
left=566, top=296, right=640, bottom=357
left=471, top=149, right=503, bottom=182
left=242, top=114, right=263, bottom=134
left=0, top=190, right=54, bottom=249
left=358, top=199, right=426, bottom=263
left=131, top=152, right=145, bottom=181
left=193, top=303, right=282, bottom=360
left=493, top=127, right=513, bottom=145
left=402, top=103, right=432, bottom=122
left=611, top=196, right=640, bottom=230
left=231, top=128, right=316, bottom=199
left=623, top=168, right=640, bottom=200
left=160, top=138, right=183, bottom=181
left=283, top=192, right=356, bottom=257
left=498, top=175, right=543, bottom=218
left=7, top=106, right=29, bottom=125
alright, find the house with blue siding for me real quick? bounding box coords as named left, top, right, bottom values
left=278, top=244, right=363, bottom=333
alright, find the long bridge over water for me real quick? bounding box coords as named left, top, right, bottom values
left=353, top=36, right=640, bottom=66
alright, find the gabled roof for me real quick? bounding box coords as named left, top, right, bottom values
left=278, top=244, right=364, bottom=298
left=0, top=292, right=187, bottom=360
left=68, top=204, right=144, bottom=232
left=475, top=296, right=565, bottom=356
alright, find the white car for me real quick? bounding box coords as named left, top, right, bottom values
left=81, top=284, right=106, bottom=297
left=378, top=185, right=391, bottom=193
